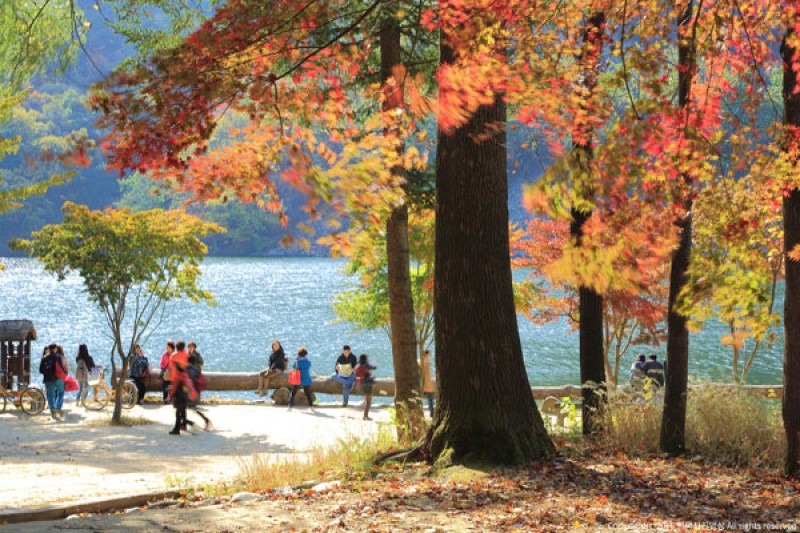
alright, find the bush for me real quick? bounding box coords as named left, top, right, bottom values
left=601, top=383, right=663, bottom=455
left=601, top=382, right=784, bottom=468
left=685, top=385, right=784, bottom=468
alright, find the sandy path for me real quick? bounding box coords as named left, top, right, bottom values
left=0, top=400, right=387, bottom=512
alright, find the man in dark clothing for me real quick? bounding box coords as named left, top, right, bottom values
left=629, top=354, right=646, bottom=389
left=331, top=345, right=357, bottom=407
left=129, top=344, right=150, bottom=405
left=643, top=354, right=665, bottom=387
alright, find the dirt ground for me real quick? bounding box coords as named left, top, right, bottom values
left=0, top=399, right=386, bottom=513
left=3, top=402, right=800, bottom=532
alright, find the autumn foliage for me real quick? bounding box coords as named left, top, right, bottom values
left=87, top=0, right=800, bottom=471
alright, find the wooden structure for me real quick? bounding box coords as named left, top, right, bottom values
left=114, top=369, right=785, bottom=402
left=0, top=319, right=37, bottom=389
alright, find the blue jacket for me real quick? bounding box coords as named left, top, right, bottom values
left=294, top=356, right=312, bottom=386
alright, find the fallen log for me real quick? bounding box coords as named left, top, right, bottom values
left=137, top=370, right=396, bottom=397
left=115, top=371, right=784, bottom=400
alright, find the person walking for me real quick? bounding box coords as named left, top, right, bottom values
left=421, top=349, right=437, bottom=418
left=40, top=344, right=66, bottom=419
left=186, top=351, right=211, bottom=430
left=331, top=345, right=357, bottom=407
left=160, top=341, right=175, bottom=403
left=257, top=340, right=287, bottom=396
left=167, top=341, right=194, bottom=435
left=288, top=347, right=314, bottom=411
left=355, top=353, right=376, bottom=420
left=53, top=345, right=69, bottom=415
left=75, top=344, right=96, bottom=407
left=129, top=344, right=150, bottom=405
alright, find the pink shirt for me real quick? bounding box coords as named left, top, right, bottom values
left=160, top=350, right=172, bottom=371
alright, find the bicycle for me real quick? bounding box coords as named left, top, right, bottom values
left=0, top=371, right=46, bottom=415
left=82, top=366, right=138, bottom=411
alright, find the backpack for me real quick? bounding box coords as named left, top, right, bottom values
left=40, top=356, right=57, bottom=382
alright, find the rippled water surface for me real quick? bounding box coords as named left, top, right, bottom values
left=0, top=257, right=784, bottom=389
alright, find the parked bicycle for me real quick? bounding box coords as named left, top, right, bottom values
left=83, top=365, right=138, bottom=411
left=0, top=371, right=46, bottom=415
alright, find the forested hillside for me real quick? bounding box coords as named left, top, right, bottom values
left=0, top=3, right=541, bottom=257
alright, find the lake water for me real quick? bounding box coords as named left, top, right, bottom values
left=0, top=257, right=785, bottom=393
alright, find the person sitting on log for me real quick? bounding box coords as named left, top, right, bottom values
left=643, top=353, right=665, bottom=387
left=257, top=340, right=286, bottom=397
left=188, top=342, right=204, bottom=372
left=331, top=345, right=357, bottom=407
left=129, top=344, right=150, bottom=405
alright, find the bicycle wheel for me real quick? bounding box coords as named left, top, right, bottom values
left=19, top=388, right=46, bottom=415
left=120, top=381, right=138, bottom=409
left=83, top=384, right=109, bottom=411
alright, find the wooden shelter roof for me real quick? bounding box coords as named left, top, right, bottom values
left=0, top=320, right=37, bottom=342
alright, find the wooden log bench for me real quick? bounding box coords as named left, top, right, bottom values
left=139, top=370, right=396, bottom=398
left=114, top=370, right=785, bottom=401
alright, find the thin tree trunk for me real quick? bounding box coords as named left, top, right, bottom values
left=422, top=41, right=554, bottom=465
left=381, top=15, right=424, bottom=442
left=571, top=12, right=606, bottom=435
left=572, top=211, right=606, bottom=433
left=111, top=337, right=126, bottom=425
left=660, top=1, right=695, bottom=456
left=782, top=23, right=800, bottom=478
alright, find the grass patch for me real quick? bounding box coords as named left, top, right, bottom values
left=141, top=395, right=251, bottom=406
left=195, top=396, right=250, bottom=405
left=685, top=385, right=784, bottom=468
left=237, top=424, right=398, bottom=491
left=434, top=464, right=492, bottom=483
left=86, top=414, right=153, bottom=426
left=601, top=381, right=785, bottom=468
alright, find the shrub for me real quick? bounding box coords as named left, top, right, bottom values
left=601, top=382, right=784, bottom=468
left=685, top=385, right=784, bottom=468
left=601, top=383, right=663, bottom=455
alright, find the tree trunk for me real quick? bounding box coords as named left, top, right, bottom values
left=575, top=247, right=606, bottom=434
left=381, top=14, right=425, bottom=443
left=422, top=42, right=555, bottom=465
left=571, top=11, right=606, bottom=435
left=571, top=207, right=605, bottom=433
left=660, top=0, right=694, bottom=456
left=110, top=335, right=126, bottom=425
left=782, top=24, right=800, bottom=478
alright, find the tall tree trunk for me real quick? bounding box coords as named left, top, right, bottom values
left=572, top=210, right=606, bottom=434
left=660, top=1, right=695, bottom=456
left=422, top=41, right=555, bottom=465
left=782, top=23, right=800, bottom=478
left=380, top=14, right=424, bottom=443
left=572, top=11, right=606, bottom=436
